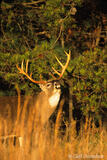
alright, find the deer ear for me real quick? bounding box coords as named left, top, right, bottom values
left=39, top=84, right=47, bottom=92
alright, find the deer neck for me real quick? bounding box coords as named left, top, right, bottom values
left=48, top=92, right=60, bottom=108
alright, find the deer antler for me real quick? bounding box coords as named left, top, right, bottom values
left=16, top=60, right=46, bottom=84
left=16, top=50, right=71, bottom=84
left=52, top=50, right=71, bottom=79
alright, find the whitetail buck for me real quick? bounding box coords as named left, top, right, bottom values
left=0, top=51, right=71, bottom=148
left=16, top=50, right=71, bottom=126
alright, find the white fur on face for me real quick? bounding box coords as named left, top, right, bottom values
left=48, top=92, right=60, bottom=108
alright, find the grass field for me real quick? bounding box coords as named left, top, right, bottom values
left=0, top=95, right=106, bottom=160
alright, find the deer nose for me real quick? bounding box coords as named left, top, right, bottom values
left=55, top=83, right=61, bottom=89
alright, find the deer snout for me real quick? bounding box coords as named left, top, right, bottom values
left=55, top=85, right=60, bottom=89
left=54, top=82, right=61, bottom=90
left=54, top=84, right=61, bottom=95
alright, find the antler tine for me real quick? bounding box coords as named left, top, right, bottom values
left=52, top=67, right=61, bottom=76
left=52, top=50, right=71, bottom=79
left=21, top=60, right=24, bottom=71
left=26, top=60, right=29, bottom=73
left=55, top=56, right=64, bottom=68
left=16, top=51, right=70, bottom=84
left=16, top=60, right=46, bottom=84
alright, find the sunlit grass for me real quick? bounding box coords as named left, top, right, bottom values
left=0, top=95, right=106, bottom=160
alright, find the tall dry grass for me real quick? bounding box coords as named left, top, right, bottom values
left=0, top=89, right=106, bottom=160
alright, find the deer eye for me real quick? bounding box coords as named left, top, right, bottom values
left=46, top=83, right=51, bottom=88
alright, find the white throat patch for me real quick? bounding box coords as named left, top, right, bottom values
left=49, top=92, right=60, bottom=108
